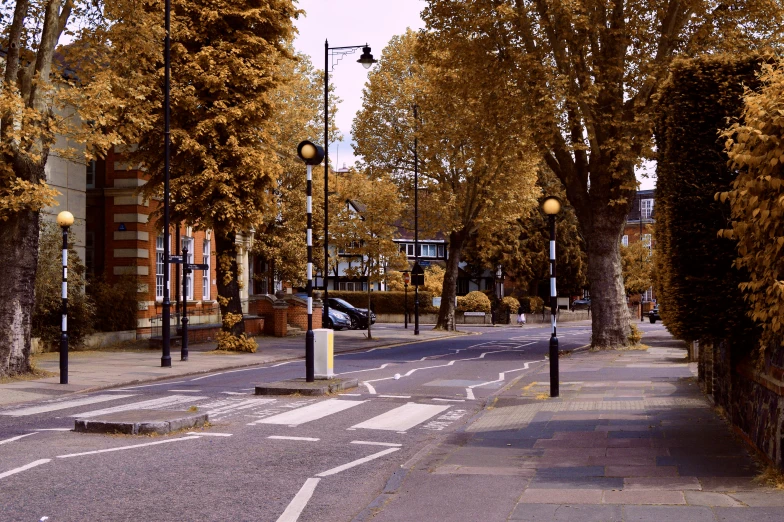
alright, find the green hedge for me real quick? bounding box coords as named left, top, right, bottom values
left=327, top=291, right=438, bottom=314
left=654, top=55, right=760, bottom=345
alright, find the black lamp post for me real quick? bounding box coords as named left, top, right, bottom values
left=413, top=105, right=420, bottom=336
left=298, top=140, right=325, bottom=383
left=403, top=270, right=410, bottom=329
left=323, top=40, right=376, bottom=326
left=56, top=211, right=74, bottom=384
left=161, top=0, right=173, bottom=368
left=640, top=197, right=645, bottom=322
left=495, top=264, right=503, bottom=325
left=542, top=196, right=562, bottom=398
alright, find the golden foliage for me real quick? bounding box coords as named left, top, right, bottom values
left=457, top=291, right=492, bottom=314
left=721, top=60, right=784, bottom=352
left=621, top=238, right=654, bottom=296
left=215, top=331, right=257, bottom=353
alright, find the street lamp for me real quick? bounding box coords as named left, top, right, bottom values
left=413, top=105, right=420, bottom=336
left=542, top=196, right=562, bottom=398
left=495, top=264, right=503, bottom=325
left=402, top=270, right=411, bottom=329
left=323, top=40, right=376, bottom=326
left=56, top=210, right=74, bottom=384
left=298, top=140, right=325, bottom=383
left=161, top=0, right=173, bottom=368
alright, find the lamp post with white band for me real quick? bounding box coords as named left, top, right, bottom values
left=57, top=211, right=74, bottom=385
left=298, top=140, right=325, bottom=383
left=542, top=196, right=562, bottom=398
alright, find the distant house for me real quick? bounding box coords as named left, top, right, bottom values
left=623, top=188, right=656, bottom=303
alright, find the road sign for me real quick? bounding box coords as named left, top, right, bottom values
left=118, top=223, right=126, bottom=231
left=169, top=255, right=183, bottom=263
left=185, top=263, right=209, bottom=271
left=411, top=262, right=425, bottom=287
left=418, top=260, right=431, bottom=267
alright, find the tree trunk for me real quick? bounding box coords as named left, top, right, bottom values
left=0, top=207, right=41, bottom=377
left=436, top=229, right=467, bottom=330
left=215, top=227, right=245, bottom=337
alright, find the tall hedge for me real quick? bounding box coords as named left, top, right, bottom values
left=654, top=55, right=760, bottom=345
left=328, top=291, right=438, bottom=314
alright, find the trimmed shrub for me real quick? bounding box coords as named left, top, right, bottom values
left=456, top=291, right=491, bottom=313
left=517, top=296, right=544, bottom=314
left=328, top=291, right=438, bottom=314
left=501, top=296, right=520, bottom=314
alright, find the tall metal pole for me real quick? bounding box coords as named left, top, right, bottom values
left=161, top=0, right=172, bottom=367
left=181, top=246, right=189, bottom=361
left=60, top=226, right=69, bottom=384
left=413, top=105, right=420, bottom=336
left=323, top=39, right=330, bottom=328
left=640, top=197, right=644, bottom=322
left=175, top=225, right=180, bottom=329
left=404, top=282, right=408, bottom=329
left=306, top=164, right=315, bottom=382
left=549, top=214, right=559, bottom=397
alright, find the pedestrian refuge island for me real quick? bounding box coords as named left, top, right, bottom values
left=314, top=328, right=334, bottom=379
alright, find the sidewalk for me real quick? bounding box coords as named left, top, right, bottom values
left=367, top=329, right=784, bottom=521
left=0, top=326, right=464, bottom=407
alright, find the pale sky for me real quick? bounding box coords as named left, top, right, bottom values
left=292, top=0, right=656, bottom=190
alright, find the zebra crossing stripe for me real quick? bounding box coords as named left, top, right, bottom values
left=253, top=399, right=367, bottom=427
left=70, top=395, right=207, bottom=418
left=0, top=395, right=136, bottom=417
left=207, top=399, right=276, bottom=419
left=351, top=403, right=450, bottom=432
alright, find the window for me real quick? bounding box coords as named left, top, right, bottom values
left=643, top=287, right=653, bottom=302
left=622, top=235, right=629, bottom=247
left=86, top=160, right=96, bottom=189
left=338, top=281, right=366, bottom=291
left=406, top=244, right=414, bottom=256
left=202, top=240, right=210, bottom=300
left=437, top=245, right=445, bottom=258
left=641, top=199, right=654, bottom=220
left=420, top=244, right=437, bottom=257
left=156, top=235, right=166, bottom=299
left=181, top=236, right=194, bottom=300
left=642, top=234, right=652, bottom=249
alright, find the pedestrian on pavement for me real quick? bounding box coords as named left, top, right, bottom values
left=517, top=304, right=526, bottom=326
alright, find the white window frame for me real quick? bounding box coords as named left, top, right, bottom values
left=421, top=244, right=437, bottom=258
left=181, top=236, right=194, bottom=300
left=641, top=199, right=654, bottom=220
left=642, top=234, right=652, bottom=249
left=622, top=235, right=629, bottom=247
left=156, top=235, right=166, bottom=299
left=406, top=244, right=414, bottom=256
left=202, top=239, right=210, bottom=301
left=86, top=160, right=96, bottom=189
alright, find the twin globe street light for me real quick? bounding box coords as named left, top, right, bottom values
left=542, top=196, right=562, bottom=398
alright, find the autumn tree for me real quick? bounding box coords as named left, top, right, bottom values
left=332, top=170, right=408, bottom=338
left=421, top=0, right=783, bottom=347
left=0, top=0, right=162, bottom=376
left=621, top=240, right=653, bottom=297
left=352, top=30, right=540, bottom=330
left=119, top=0, right=299, bottom=349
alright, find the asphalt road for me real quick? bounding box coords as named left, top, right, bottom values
left=0, top=322, right=618, bottom=521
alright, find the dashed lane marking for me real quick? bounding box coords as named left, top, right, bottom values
left=268, top=436, right=320, bottom=442
left=276, top=478, right=320, bottom=522
left=56, top=435, right=201, bottom=458
left=350, top=441, right=401, bottom=447
left=315, top=447, right=400, bottom=477
left=0, top=459, right=50, bottom=480
left=0, top=394, right=137, bottom=417
left=70, top=395, right=207, bottom=418
left=0, top=433, right=37, bottom=445
left=251, top=399, right=367, bottom=427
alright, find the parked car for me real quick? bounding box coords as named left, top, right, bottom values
left=571, top=297, right=591, bottom=311
left=324, top=308, right=352, bottom=330
left=327, top=297, right=376, bottom=329
left=648, top=306, right=661, bottom=324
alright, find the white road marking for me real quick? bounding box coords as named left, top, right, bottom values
left=252, top=399, right=366, bottom=426
left=336, top=363, right=391, bottom=375
left=350, top=441, right=402, bottom=447
left=190, top=368, right=260, bottom=382
left=341, top=393, right=363, bottom=396
left=269, top=361, right=294, bottom=368
left=276, top=478, right=320, bottom=522
left=464, top=359, right=545, bottom=400
left=0, top=394, right=136, bottom=417
left=118, top=381, right=185, bottom=390
left=352, top=403, right=450, bottom=432
left=0, top=433, right=36, bottom=445
left=431, top=398, right=466, bottom=402
left=315, top=447, right=400, bottom=477
left=57, top=436, right=201, bottom=458
left=71, top=395, right=207, bottom=418
left=268, top=436, right=320, bottom=442
left=206, top=398, right=276, bottom=419
left=30, top=428, right=72, bottom=432
left=378, top=395, right=411, bottom=399
left=0, top=459, right=50, bottom=480
left=186, top=432, right=232, bottom=437
left=362, top=382, right=376, bottom=394
left=220, top=391, right=248, bottom=395
left=167, top=389, right=201, bottom=392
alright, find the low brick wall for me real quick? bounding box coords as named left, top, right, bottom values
left=699, top=339, right=784, bottom=469
left=185, top=316, right=265, bottom=344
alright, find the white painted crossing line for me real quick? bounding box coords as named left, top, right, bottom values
left=277, top=478, right=320, bottom=522
left=118, top=381, right=186, bottom=390
left=168, top=389, right=201, bottom=392
left=0, top=394, right=136, bottom=417
left=431, top=398, right=466, bottom=402
left=341, top=393, right=363, bottom=397
left=350, top=440, right=401, bottom=447
left=315, top=447, right=400, bottom=477
left=187, top=432, right=232, bottom=437
left=268, top=436, right=320, bottom=442
left=251, top=399, right=366, bottom=427
left=220, top=391, right=248, bottom=395
left=0, top=459, right=50, bottom=480
left=206, top=398, right=276, bottom=419
left=70, top=395, right=207, bottom=418
left=29, top=428, right=71, bottom=432
left=57, top=435, right=201, bottom=458
left=351, top=403, right=450, bottom=432
left=378, top=395, right=411, bottom=399
left=0, top=433, right=36, bottom=445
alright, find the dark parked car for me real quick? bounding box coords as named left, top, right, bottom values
left=571, top=297, right=591, bottom=311
left=327, top=298, right=376, bottom=329
left=648, top=306, right=661, bottom=324
left=324, top=308, right=352, bottom=330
